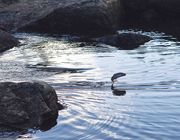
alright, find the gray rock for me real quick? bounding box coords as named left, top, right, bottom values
left=0, top=81, right=64, bottom=131
left=0, top=30, right=19, bottom=53
left=1, top=0, right=180, bottom=37
left=0, top=0, right=122, bottom=36
left=94, top=33, right=152, bottom=49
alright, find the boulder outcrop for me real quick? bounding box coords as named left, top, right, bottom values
left=0, top=30, right=19, bottom=53
left=1, top=0, right=180, bottom=38
left=0, top=0, right=122, bottom=36
left=0, top=81, right=64, bottom=131
left=122, top=0, right=180, bottom=22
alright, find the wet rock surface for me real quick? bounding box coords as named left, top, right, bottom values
left=0, top=81, right=64, bottom=132
left=122, top=0, right=180, bottom=22
left=0, top=30, right=19, bottom=53
left=94, top=33, right=152, bottom=49
left=0, top=0, right=180, bottom=37
left=0, top=0, right=122, bottom=36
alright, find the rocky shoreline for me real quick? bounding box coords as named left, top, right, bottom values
left=0, top=0, right=180, bottom=51
left=0, top=0, right=179, bottom=132
left=0, top=0, right=179, bottom=34
left=0, top=0, right=179, bottom=52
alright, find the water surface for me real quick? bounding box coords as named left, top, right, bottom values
left=0, top=30, right=180, bottom=139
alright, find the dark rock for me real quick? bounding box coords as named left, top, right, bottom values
left=120, top=0, right=180, bottom=39
left=0, top=25, right=7, bottom=31
left=0, top=0, right=123, bottom=36
left=121, top=0, right=180, bottom=22
left=148, top=0, right=180, bottom=18
left=0, top=0, right=19, bottom=4
left=0, top=30, right=19, bottom=53
left=94, top=33, right=152, bottom=49
left=1, top=0, right=180, bottom=37
left=0, top=81, right=64, bottom=132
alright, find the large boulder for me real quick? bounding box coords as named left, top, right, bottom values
left=121, top=0, right=180, bottom=22
left=0, top=30, right=19, bottom=53
left=120, top=0, right=180, bottom=39
left=0, top=0, right=123, bottom=36
left=0, top=81, right=64, bottom=132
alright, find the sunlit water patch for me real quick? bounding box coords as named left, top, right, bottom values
left=0, top=31, right=180, bottom=139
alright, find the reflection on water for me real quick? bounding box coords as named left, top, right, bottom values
left=0, top=31, right=180, bottom=139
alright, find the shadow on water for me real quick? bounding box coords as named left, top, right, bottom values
left=26, top=64, right=93, bottom=73
left=0, top=114, right=59, bottom=139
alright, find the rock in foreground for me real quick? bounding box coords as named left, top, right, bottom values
left=0, top=30, right=19, bottom=53
left=0, top=81, right=64, bottom=132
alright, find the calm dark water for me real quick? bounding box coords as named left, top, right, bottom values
left=0, top=30, right=180, bottom=139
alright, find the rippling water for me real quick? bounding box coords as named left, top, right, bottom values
left=0, top=30, right=180, bottom=139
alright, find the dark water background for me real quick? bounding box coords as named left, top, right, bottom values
left=0, top=30, right=180, bottom=139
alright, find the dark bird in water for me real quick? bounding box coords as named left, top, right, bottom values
left=111, top=72, right=126, bottom=84
left=112, top=89, right=126, bottom=96
left=111, top=83, right=126, bottom=96
left=111, top=72, right=126, bottom=96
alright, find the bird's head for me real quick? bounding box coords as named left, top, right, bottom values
left=111, top=72, right=126, bottom=83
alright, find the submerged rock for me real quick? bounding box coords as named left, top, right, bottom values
left=0, top=81, right=64, bottom=132
left=0, top=30, right=19, bottom=53
left=94, top=33, right=152, bottom=49
left=0, top=0, right=122, bottom=36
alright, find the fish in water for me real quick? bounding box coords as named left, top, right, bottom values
left=111, top=72, right=126, bottom=83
